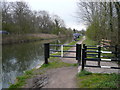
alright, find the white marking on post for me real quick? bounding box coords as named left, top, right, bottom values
left=61, top=45, right=63, bottom=57
left=101, top=66, right=111, bottom=68
left=101, top=59, right=111, bottom=61
left=101, top=51, right=112, bottom=53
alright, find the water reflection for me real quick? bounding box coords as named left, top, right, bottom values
left=2, top=37, right=73, bottom=88
left=2, top=41, right=44, bottom=88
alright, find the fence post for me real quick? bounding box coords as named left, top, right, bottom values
left=76, top=44, right=81, bottom=65
left=81, top=48, right=85, bottom=71
left=44, top=43, right=49, bottom=64
left=83, top=44, right=86, bottom=65
left=84, top=46, right=87, bottom=65
left=98, top=46, right=101, bottom=66
left=83, top=44, right=85, bottom=48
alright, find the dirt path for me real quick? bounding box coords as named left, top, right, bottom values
left=43, top=67, right=77, bottom=88
left=42, top=36, right=86, bottom=88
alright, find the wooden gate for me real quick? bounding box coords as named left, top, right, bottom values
left=44, top=43, right=82, bottom=64
left=81, top=44, right=120, bottom=71
left=44, top=43, right=120, bottom=71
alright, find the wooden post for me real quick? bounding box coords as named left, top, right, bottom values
left=44, top=43, right=49, bottom=64
left=82, top=48, right=85, bottom=71
left=76, top=44, right=81, bottom=65
left=83, top=44, right=85, bottom=48
left=83, top=44, right=86, bottom=65
left=98, top=46, right=101, bottom=66
left=84, top=46, right=87, bottom=65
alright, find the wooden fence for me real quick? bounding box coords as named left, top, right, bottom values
left=82, top=44, right=120, bottom=70
left=44, top=43, right=120, bottom=71
left=44, top=43, right=81, bottom=64
left=100, top=39, right=111, bottom=46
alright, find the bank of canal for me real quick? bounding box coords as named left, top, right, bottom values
left=2, top=37, right=73, bottom=88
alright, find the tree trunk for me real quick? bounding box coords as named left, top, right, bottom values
left=109, top=2, right=113, bottom=32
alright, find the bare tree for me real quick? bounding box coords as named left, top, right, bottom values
left=10, top=1, right=32, bottom=33
left=2, top=1, right=72, bottom=36
left=76, top=1, right=120, bottom=45
left=52, top=15, right=65, bottom=28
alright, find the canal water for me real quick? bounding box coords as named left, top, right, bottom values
left=2, top=37, right=73, bottom=88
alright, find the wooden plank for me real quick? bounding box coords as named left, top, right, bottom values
left=102, top=39, right=111, bottom=42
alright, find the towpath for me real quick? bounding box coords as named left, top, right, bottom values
left=24, top=36, right=119, bottom=88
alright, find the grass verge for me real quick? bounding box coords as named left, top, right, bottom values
left=9, top=69, right=34, bottom=88
left=83, top=36, right=97, bottom=46
left=77, top=36, right=120, bottom=88
left=77, top=70, right=120, bottom=88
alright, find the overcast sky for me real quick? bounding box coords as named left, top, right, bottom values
left=6, top=0, right=86, bottom=30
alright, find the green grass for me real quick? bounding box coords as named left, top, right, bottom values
left=77, top=71, right=120, bottom=88
left=83, top=36, right=97, bottom=46
left=40, top=59, right=74, bottom=69
left=9, top=69, right=34, bottom=88
left=77, top=70, right=92, bottom=77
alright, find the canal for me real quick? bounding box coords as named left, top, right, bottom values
left=2, top=37, right=73, bottom=88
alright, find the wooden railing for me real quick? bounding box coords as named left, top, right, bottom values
left=44, top=43, right=82, bottom=64
left=100, top=39, right=111, bottom=46
left=82, top=44, right=120, bottom=70
left=44, top=43, right=120, bottom=71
